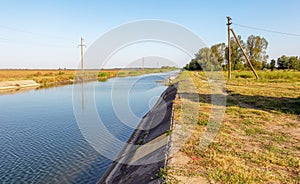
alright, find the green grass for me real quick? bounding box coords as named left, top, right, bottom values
left=97, top=68, right=178, bottom=81
left=231, top=70, right=300, bottom=82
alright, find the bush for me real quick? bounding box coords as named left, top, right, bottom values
left=33, top=72, right=42, bottom=77
left=235, top=74, right=253, bottom=79
left=58, top=71, right=65, bottom=75
left=98, top=72, right=109, bottom=78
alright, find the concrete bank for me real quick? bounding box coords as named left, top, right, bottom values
left=0, top=80, right=40, bottom=90
left=99, top=83, right=178, bottom=184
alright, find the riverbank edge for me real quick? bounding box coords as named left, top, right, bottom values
left=98, top=83, right=178, bottom=184
left=0, top=69, right=179, bottom=93
left=0, top=80, right=41, bottom=90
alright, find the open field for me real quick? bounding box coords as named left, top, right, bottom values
left=167, top=70, right=300, bottom=183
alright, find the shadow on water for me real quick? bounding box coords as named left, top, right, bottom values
left=179, top=92, right=300, bottom=115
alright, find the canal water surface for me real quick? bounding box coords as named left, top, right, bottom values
left=0, top=72, right=176, bottom=183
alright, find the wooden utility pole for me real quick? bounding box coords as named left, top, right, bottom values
left=230, top=29, right=259, bottom=79
left=227, top=16, right=232, bottom=79
left=79, top=37, right=86, bottom=71
left=78, top=37, right=86, bottom=111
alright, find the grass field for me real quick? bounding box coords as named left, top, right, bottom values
left=167, top=70, right=300, bottom=183
left=233, top=70, right=300, bottom=82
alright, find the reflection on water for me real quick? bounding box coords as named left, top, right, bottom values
left=82, top=80, right=85, bottom=111
left=0, top=86, right=40, bottom=96
left=0, top=72, right=177, bottom=183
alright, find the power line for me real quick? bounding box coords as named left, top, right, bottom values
left=232, top=23, right=300, bottom=37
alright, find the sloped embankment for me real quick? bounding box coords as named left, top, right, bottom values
left=0, top=80, right=40, bottom=90
left=99, top=83, right=178, bottom=184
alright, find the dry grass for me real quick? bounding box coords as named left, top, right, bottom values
left=0, top=68, right=177, bottom=87
left=0, top=69, right=75, bottom=81
left=0, top=69, right=76, bottom=87
left=168, top=71, right=300, bottom=183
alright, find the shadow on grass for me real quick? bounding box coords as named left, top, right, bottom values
left=179, top=92, right=300, bottom=115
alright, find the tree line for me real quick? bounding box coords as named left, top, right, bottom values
left=184, top=35, right=300, bottom=71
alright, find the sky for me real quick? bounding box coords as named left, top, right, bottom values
left=0, top=0, right=299, bottom=69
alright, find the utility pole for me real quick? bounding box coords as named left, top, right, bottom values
left=225, top=17, right=259, bottom=79
left=227, top=16, right=232, bottom=79
left=78, top=37, right=86, bottom=71
left=78, top=37, right=86, bottom=111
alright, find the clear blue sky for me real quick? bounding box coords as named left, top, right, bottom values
left=0, top=0, right=299, bottom=68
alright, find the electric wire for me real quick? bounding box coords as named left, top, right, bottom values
left=232, top=23, right=300, bottom=37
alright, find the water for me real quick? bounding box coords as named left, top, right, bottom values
left=0, top=72, right=177, bottom=183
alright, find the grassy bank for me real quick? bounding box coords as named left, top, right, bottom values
left=97, top=68, right=178, bottom=81
left=0, top=69, right=75, bottom=87
left=0, top=68, right=178, bottom=87
left=168, top=70, right=300, bottom=183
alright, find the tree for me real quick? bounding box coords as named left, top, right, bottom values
left=225, top=36, right=245, bottom=70
left=277, top=55, right=289, bottom=69
left=184, top=47, right=222, bottom=71
left=276, top=55, right=300, bottom=70
left=246, top=35, right=268, bottom=70
left=270, top=59, right=276, bottom=71
left=184, top=59, right=202, bottom=70
left=266, top=63, right=271, bottom=70
left=288, top=56, right=300, bottom=70
left=211, top=43, right=226, bottom=66
left=262, top=61, right=268, bottom=70
left=196, top=47, right=220, bottom=71
left=277, top=55, right=300, bottom=70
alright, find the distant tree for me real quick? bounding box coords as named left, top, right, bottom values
left=270, top=59, right=276, bottom=71
left=262, top=61, right=268, bottom=70
left=276, top=55, right=300, bottom=70
left=185, top=47, right=223, bottom=71
left=277, top=55, right=289, bottom=69
left=211, top=43, right=226, bottom=66
left=245, top=35, right=268, bottom=70
left=288, top=56, right=300, bottom=70
left=266, top=63, right=271, bottom=70
left=184, top=59, right=202, bottom=70
left=182, top=34, right=300, bottom=72
left=196, top=47, right=220, bottom=71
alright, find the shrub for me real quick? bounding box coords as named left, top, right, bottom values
left=98, top=72, right=109, bottom=78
